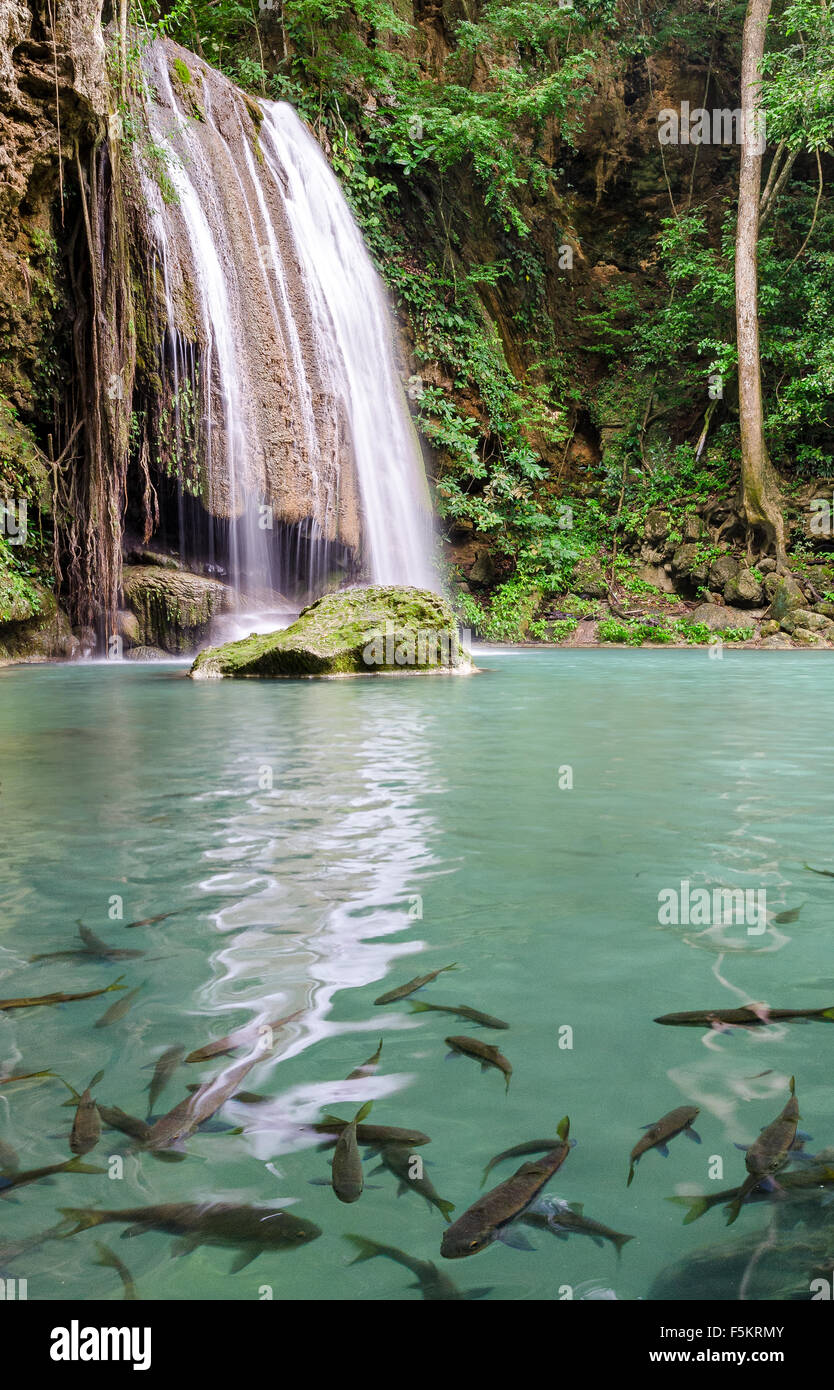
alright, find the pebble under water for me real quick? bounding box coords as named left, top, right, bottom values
left=1, top=651, right=833, bottom=1301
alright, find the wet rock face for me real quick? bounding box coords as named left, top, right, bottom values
left=123, top=565, right=236, bottom=655
left=190, top=584, right=471, bottom=679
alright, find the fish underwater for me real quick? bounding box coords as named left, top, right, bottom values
left=0, top=1154, right=104, bottom=1196
left=345, top=1235, right=491, bottom=1300
left=345, top=1040, right=383, bottom=1081
left=445, top=1035, right=512, bottom=1092
left=94, top=983, right=144, bottom=1029
left=655, top=1005, right=834, bottom=1028
left=441, top=1118, right=571, bottom=1259
left=311, top=1116, right=431, bottom=1151
left=30, top=924, right=144, bottom=963
left=726, top=1077, right=800, bottom=1225
left=370, top=1143, right=455, bottom=1222
left=627, top=1106, right=701, bottom=1185
left=481, top=1138, right=565, bottom=1187
left=670, top=1161, right=834, bottom=1223
left=185, top=1008, right=303, bottom=1063
left=69, top=1088, right=101, bottom=1156
left=332, top=1102, right=373, bottom=1203
left=59, top=1202, right=321, bottom=1270
left=94, top=1242, right=139, bottom=1300
left=141, top=1041, right=273, bottom=1152
left=0, top=979, right=126, bottom=1011
left=410, top=1001, right=509, bottom=1029
left=146, top=1046, right=186, bottom=1115
left=521, top=1197, right=634, bottom=1255
left=374, top=964, right=457, bottom=1006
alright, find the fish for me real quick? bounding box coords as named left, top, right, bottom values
left=441, top=1117, right=572, bottom=1258
left=726, top=1076, right=800, bottom=1225
left=30, top=924, right=144, bottom=963
left=346, top=1040, right=383, bottom=1081
left=481, top=1138, right=564, bottom=1187
left=370, top=1142, right=456, bottom=1222
left=669, top=1162, right=834, bottom=1223
left=0, top=1221, right=73, bottom=1273
left=654, top=1005, right=834, bottom=1027
left=124, top=911, right=177, bottom=929
left=0, top=1140, right=20, bottom=1176
left=345, top=1235, right=491, bottom=1301
left=445, top=1035, right=512, bottom=1092
left=627, top=1106, right=700, bottom=1185
left=59, top=1203, right=321, bottom=1270
left=0, top=1154, right=105, bottom=1195
left=311, top=1116, right=431, bottom=1150
left=185, top=1008, right=303, bottom=1063
left=773, top=906, right=802, bottom=924
left=97, top=1106, right=153, bottom=1143
left=146, top=1046, right=186, bottom=1115
left=332, top=1102, right=373, bottom=1203
left=70, top=1089, right=101, bottom=1156
left=94, top=982, right=144, bottom=1028
left=521, top=1199, right=634, bottom=1255
left=0, top=978, right=126, bottom=1011
left=374, top=964, right=457, bottom=1006
left=0, top=1069, right=57, bottom=1088
left=804, top=863, right=834, bottom=878
left=142, top=1039, right=273, bottom=1152
left=410, top=1001, right=509, bottom=1029
left=93, top=1242, right=138, bottom=1299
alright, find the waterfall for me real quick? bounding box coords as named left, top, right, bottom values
left=139, top=42, right=436, bottom=610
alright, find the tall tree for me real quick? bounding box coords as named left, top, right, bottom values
left=735, top=0, right=787, bottom=566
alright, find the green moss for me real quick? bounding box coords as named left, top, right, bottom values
left=191, top=585, right=471, bottom=679
left=172, top=58, right=192, bottom=86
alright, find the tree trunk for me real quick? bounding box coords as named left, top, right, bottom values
left=735, top=0, right=787, bottom=566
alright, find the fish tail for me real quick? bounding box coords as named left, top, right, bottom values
left=409, top=1002, right=433, bottom=1013
left=105, top=976, right=127, bottom=994
left=58, top=1206, right=107, bottom=1233
left=626, top=1162, right=636, bottom=1187
left=613, top=1233, right=635, bottom=1256
left=354, top=1101, right=373, bottom=1124
left=557, top=1116, right=570, bottom=1142
left=479, top=1165, right=493, bottom=1189
left=437, top=1198, right=456, bottom=1224
left=441, top=963, right=458, bottom=974
left=93, top=1241, right=119, bottom=1269
left=667, top=1195, right=709, bottom=1224
left=821, top=1009, right=834, bottom=1020
left=344, top=1234, right=383, bottom=1264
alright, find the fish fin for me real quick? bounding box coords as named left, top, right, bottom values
left=57, top=1206, right=105, bottom=1234
left=760, top=1175, right=781, bottom=1192
left=822, top=1009, right=834, bottom=1020
left=344, top=1235, right=381, bottom=1264
left=409, top=1002, right=433, bottom=1013
left=725, top=1201, right=742, bottom=1226
left=228, top=1246, right=259, bottom=1273
left=444, top=1051, right=460, bottom=1062
left=656, top=1143, right=670, bottom=1158
left=614, top=1233, right=635, bottom=1254
left=441, top=963, right=458, bottom=974
left=794, top=1130, right=813, bottom=1143
left=667, top=1195, right=708, bottom=1224
left=479, top=1167, right=492, bottom=1189
left=88, top=1068, right=105, bottom=1090
left=734, top=1142, right=749, bottom=1152
left=169, top=1233, right=202, bottom=1256
left=684, top=1128, right=702, bottom=1144
left=556, top=1116, right=570, bottom=1142
left=639, top=1124, right=656, bottom=1130
left=789, top=1074, right=796, bottom=1096
left=626, top=1163, right=636, bottom=1187
left=480, top=1062, right=490, bottom=1073
left=368, top=1163, right=385, bottom=1177
left=437, top=1199, right=455, bottom=1224
left=567, top=1202, right=584, bottom=1215
left=462, top=1287, right=493, bottom=1300
left=308, top=1178, right=331, bottom=1186
left=498, top=1225, right=536, bottom=1251
left=63, top=1158, right=106, bottom=1174
left=354, top=1101, right=373, bottom=1124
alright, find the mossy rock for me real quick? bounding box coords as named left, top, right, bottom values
left=0, top=581, right=77, bottom=660
left=123, top=565, right=235, bottom=654
left=190, top=585, right=472, bottom=679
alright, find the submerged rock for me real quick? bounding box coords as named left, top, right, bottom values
left=190, top=585, right=472, bottom=679
left=123, top=566, right=235, bottom=655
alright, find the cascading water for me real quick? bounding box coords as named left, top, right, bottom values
left=140, top=41, right=436, bottom=627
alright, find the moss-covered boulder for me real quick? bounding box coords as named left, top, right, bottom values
left=123, top=565, right=235, bottom=655
left=190, top=585, right=472, bottom=679
left=0, top=582, right=77, bottom=661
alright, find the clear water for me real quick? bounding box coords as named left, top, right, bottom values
left=1, top=651, right=833, bottom=1302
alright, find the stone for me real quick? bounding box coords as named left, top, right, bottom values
left=792, top=627, right=820, bottom=645
left=124, top=645, right=171, bottom=661
left=689, top=603, right=754, bottom=633
left=814, top=602, right=834, bottom=620
left=708, top=554, right=740, bottom=590
left=723, top=568, right=764, bottom=607
left=643, top=507, right=671, bottom=542
left=468, top=550, right=495, bottom=586
left=123, top=566, right=236, bottom=655
left=789, top=609, right=833, bottom=633
left=759, top=557, right=777, bottom=573
left=759, top=620, right=780, bottom=636
left=571, top=556, right=608, bottom=598
left=636, top=562, right=675, bottom=592
left=768, top=574, right=807, bottom=621
left=116, top=609, right=141, bottom=645
left=671, top=543, right=709, bottom=587
left=190, top=585, right=472, bottom=679
left=681, top=513, right=704, bottom=541
left=0, top=582, right=78, bottom=660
